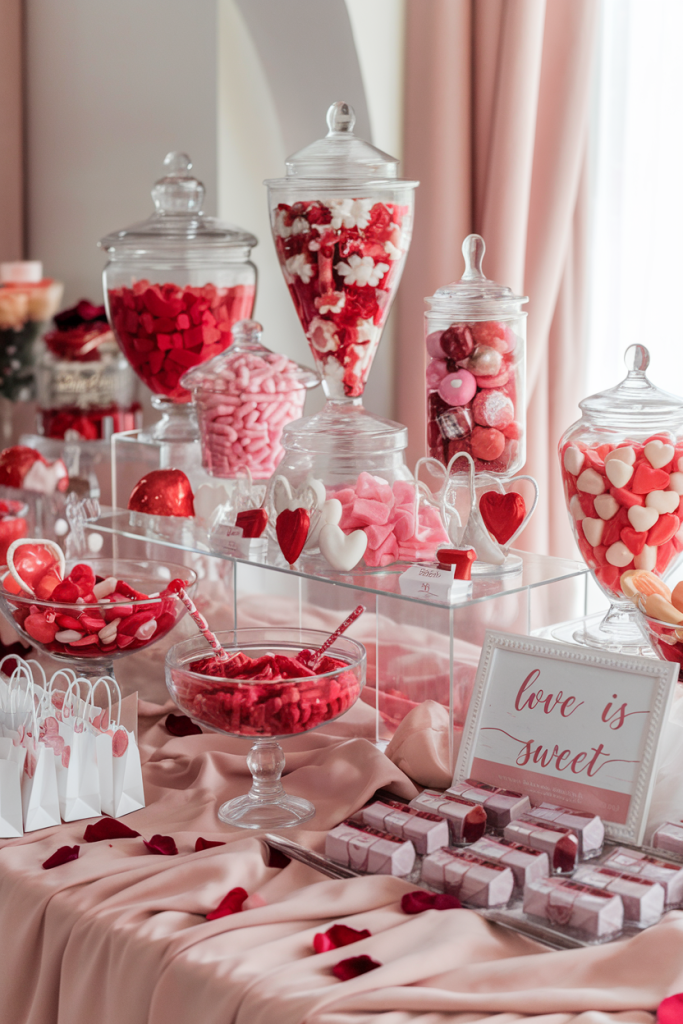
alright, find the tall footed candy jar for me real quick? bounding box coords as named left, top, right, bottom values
left=264, top=101, right=417, bottom=469
left=100, top=152, right=257, bottom=442
left=426, top=235, right=527, bottom=477
left=559, top=345, right=683, bottom=652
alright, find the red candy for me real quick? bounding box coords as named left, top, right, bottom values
left=128, top=469, right=195, bottom=517
left=107, top=280, right=255, bottom=402
left=470, top=426, right=506, bottom=462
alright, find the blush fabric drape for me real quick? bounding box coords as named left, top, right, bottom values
left=0, top=0, right=23, bottom=263
left=397, top=0, right=599, bottom=556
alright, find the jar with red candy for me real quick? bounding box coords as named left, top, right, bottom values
left=182, top=319, right=318, bottom=480
left=559, top=344, right=683, bottom=652
left=100, top=153, right=257, bottom=442
left=425, top=235, right=527, bottom=476
left=36, top=300, right=140, bottom=441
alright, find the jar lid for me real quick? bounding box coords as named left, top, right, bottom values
left=281, top=401, right=407, bottom=455
left=427, top=235, right=528, bottom=318
left=99, top=153, right=258, bottom=260
left=579, top=345, right=683, bottom=430
left=265, top=102, right=418, bottom=193
left=181, top=320, right=319, bottom=395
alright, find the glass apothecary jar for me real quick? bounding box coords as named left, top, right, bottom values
left=37, top=300, right=140, bottom=440
left=100, top=152, right=257, bottom=441
left=182, top=319, right=318, bottom=480
left=426, top=235, right=527, bottom=477
left=559, top=344, right=683, bottom=652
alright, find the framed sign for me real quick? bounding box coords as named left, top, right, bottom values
left=455, top=630, right=678, bottom=844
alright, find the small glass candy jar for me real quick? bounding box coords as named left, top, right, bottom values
left=559, top=345, right=683, bottom=651
left=100, top=153, right=257, bottom=440
left=182, top=320, right=318, bottom=480
left=37, top=301, right=139, bottom=440
left=426, top=235, right=527, bottom=476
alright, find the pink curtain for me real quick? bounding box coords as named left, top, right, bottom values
left=0, top=0, right=23, bottom=262
left=397, top=0, right=598, bottom=556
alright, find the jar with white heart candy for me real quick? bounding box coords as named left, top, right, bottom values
left=559, top=344, right=683, bottom=652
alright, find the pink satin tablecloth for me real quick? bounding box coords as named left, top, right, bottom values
left=0, top=695, right=681, bottom=1024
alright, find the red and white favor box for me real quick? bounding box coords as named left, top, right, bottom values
left=325, top=820, right=416, bottom=876
left=447, top=780, right=531, bottom=828
left=651, top=821, right=683, bottom=857
left=409, top=790, right=487, bottom=844
left=356, top=800, right=449, bottom=855
left=573, top=865, right=665, bottom=927
left=503, top=819, right=579, bottom=873
left=601, top=847, right=683, bottom=906
left=468, top=835, right=550, bottom=889
left=523, top=877, right=624, bottom=940
left=523, top=804, right=604, bottom=858
left=421, top=848, right=514, bottom=907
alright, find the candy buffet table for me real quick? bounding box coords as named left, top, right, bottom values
left=0, top=693, right=681, bottom=1024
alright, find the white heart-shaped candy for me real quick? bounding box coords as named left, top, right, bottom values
left=635, top=544, right=657, bottom=571
left=272, top=476, right=294, bottom=515
left=319, top=523, right=367, bottom=572
left=645, top=490, right=680, bottom=514
left=669, top=472, right=683, bottom=495
left=582, top=518, right=604, bottom=547
left=604, top=459, right=633, bottom=489
left=563, top=446, right=585, bottom=476
left=628, top=505, right=659, bottom=532
left=606, top=541, right=634, bottom=567
left=304, top=475, right=326, bottom=509
left=594, top=494, right=619, bottom=520
left=569, top=494, right=585, bottom=521
left=678, top=457, right=683, bottom=473
left=576, top=468, right=606, bottom=495
left=645, top=440, right=675, bottom=469
left=604, top=446, right=636, bottom=466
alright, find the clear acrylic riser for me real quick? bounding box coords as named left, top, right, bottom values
left=89, top=507, right=590, bottom=776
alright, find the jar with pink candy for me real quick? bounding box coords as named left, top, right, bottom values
left=559, top=345, right=683, bottom=653
left=426, top=235, right=528, bottom=476
left=181, top=320, right=318, bottom=480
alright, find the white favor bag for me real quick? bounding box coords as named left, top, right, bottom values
left=0, top=737, right=26, bottom=838
left=22, top=699, right=60, bottom=833
left=55, top=678, right=101, bottom=822
left=90, top=677, right=144, bottom=818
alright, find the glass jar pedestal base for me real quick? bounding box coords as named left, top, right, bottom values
left=140, top=396, right=199, bottom=444
left=542, top=606, right=656, bottom=658
left=217, top=738, right=315, bottom=829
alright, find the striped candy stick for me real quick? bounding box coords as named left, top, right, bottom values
left=167, top=579, right=230, bottom=662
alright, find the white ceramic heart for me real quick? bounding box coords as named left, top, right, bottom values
left=563, top=446, right=585, bottom=476
left=645, top=440, right=675, bottom=469
left=604, top=459, right=633, bottom=489
left=569, top=494, right=585, bottom=521
left=593, top=494, right=619, bottom=520
left=582, top=518, right=605, bottom=547
left=272, top=476, right=294, bottom=516
left=576, top=468, right=606, bottom=495
left=627, top=505, right=659, bottom=532
left=193, top=482, right=231, bottom=529
left=319, top=523, right=367, bottom=572
left=645, top=490, right=680, bottom=514
left=307, top=498, right=343, bottom=547
left=604, top=446, right=636, bottom=466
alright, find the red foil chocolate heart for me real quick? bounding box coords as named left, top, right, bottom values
left=235, top=508, right=268, bottom=539
left=479, top=491, right=526, bottom=545
left=276, top=508, right=310, bottom=565
left=128, top=469, right=195, bottom=517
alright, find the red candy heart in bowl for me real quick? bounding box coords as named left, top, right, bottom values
left=479, top=491, right=526, bottom=545
left=276, top=508, right=310, bottom=566
left=128, top=469, right=195, bottom=517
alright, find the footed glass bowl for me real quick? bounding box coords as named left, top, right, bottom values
left=165, top=628, right=366, bottom=828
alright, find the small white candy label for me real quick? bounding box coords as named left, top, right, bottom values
left=399, top=564, right=472, bottom=603
left=211, top=526, right=268, bottom=561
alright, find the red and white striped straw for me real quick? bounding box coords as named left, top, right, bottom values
left=309, top=604, right=365, bottom=670
left=168, top=580, right=229, bottom=662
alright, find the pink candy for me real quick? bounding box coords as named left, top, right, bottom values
left=194, top=352, right=307, bottom=479
left=327, top=472, right=450, bottom=567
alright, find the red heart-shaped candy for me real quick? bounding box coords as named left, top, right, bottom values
left=128, top=469, right=195, bottom=517
left=620, top=526, right=648, bottom=556
left=235, top=508, right=268, bottom=539
left=648, top=513, right=680, bottom=548
left=276, top=508, right=310, bottom=566
left=479, top=491, right=526, bottom=545
left=0, top=446, right=46, bottom=489
left=631, top=462, right=670, bottom=494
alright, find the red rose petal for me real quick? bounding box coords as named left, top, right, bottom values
left=195, top=837, right=226, bottom=852
left=401, top=890, right=462, bottom=914
left=658, top=994, right=683, bottom=1024
left=84, top=818, right=140, bottom=842
left=313, top=924, right=371, bottom=953
left=206, top=886, right=248, bottom=920
left=42, top=845, right=80, bottom=869
left=143, top=834, right=178, bottom=856
left=331, top=955, right=382, bottom=981
left=165, top=713, right=202, bottom=737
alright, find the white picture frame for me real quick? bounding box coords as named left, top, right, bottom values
left=455, top=630, right=678, bottom=845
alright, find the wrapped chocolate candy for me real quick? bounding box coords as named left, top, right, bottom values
left=573, top=865, right=664, bottom=927
left=447, top=780, right=531, bottom=828
left=409, top=790, right=487, bottom=844
left=523, top=877, right=624, bottom=940
left=355, top=800, right=449, bottom=856
left=503, top=818, right=579, bottom=873
left=601, top=847, right=683, bottom=906
left=522, top=804, right=604, bottom=858
left=325, top=820, right=416, bottom=876
left=652, top=820, right=683, bottom=857
left=421, top=848, right=514, bottom=907
left=468, top=835, right=549, bottom=889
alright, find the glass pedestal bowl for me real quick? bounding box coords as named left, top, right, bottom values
left=165, top=628, right=366, bottom=829
left=0, top=557, right=197, bottom=683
